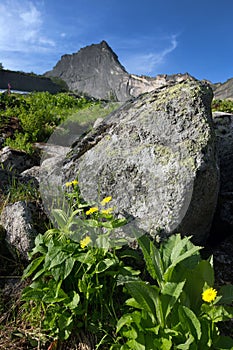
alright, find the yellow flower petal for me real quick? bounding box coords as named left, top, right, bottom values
left=202, top=288, right=217, bottom=303
left=80, top=236, right=91, bottom=249
left=72, top=180, right=78, bottom=186
left=101, top=208, right=113, bottom=215
left=65, top=181, right=73, bottom=187
left=101, top=196, right=112, bottom=206
left=86, top=207, right=99, bottom=215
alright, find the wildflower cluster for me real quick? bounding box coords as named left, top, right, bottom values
left=20, top=180, right=233, bottom=349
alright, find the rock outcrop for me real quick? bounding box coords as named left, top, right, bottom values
left=0, top=69, right=62, bottom=93
left=210, top=111, right=233, bottom=240
left=0, top=201, right=39, bottom=261
left=44, top=40, right=195, bottom=101
left=212, top=78, right=233, bottom=100
left=61, top=79, right=219, bottom=244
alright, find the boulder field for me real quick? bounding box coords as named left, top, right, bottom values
left=1, top=79, right=231, bottom=263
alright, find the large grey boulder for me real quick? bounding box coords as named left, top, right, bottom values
left=0, top=201, right=44, bottom=260
left=62, top=79, right=219, bottom=244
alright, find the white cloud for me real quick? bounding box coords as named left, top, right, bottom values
left=121, top=35, right=178, bottom=75
left=0, top=0, right=55, bottom=65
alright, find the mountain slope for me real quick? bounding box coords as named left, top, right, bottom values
left=45, top=40, right=233, bottom=101
left=44, top=41, right=195, bottom=101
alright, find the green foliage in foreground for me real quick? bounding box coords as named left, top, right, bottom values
left=20, top=182, right=233, bottom=349
left=212, top=99, right=233, bottom=113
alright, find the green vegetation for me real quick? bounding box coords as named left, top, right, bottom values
left=2, top=182, right=230, bottom=349
left=1, top=94, right=233, bottom=348
left=0, top=91, right=118, bottom=154
left=212, top=99, right=233, bottom=113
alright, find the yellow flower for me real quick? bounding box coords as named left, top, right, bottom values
left=202, top=288, right=217, bottom=303
left=80, top=236, right=91, bottom=249
left=101, top=207, right=113, bottom=215
left=72, top=179, right=78, bottom=186
left=65, top=181, right=73, bottom=187
left=86, top=207, right=99, bottom=215
left=101, top=196, right=112, bottom=206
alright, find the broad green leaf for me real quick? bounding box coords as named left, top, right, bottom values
left=22, top=255, right=45, bottom=279
left=67, top=291, right=80, bottom=309
left=48, top=251, right=68, bottom=269
left=164, top=245, right=201, bottom=282
left=161, top=234, right=201, bottom=272
left=95, top=258, right=116, bottom=273
left=52, top=209, right=69, bottom=229
left=96, top=235, right=110, bottom=250
left=161, top=281, right=186, bottom=320
left=179, top=305, right=201, bottom=341
left=183, top=260, right=214, bottom=311
left=125, top=281, right=160, bottom=323
left=64, top=256, right=76, bottom=279
left=176, top=333, right=195, bottom=349
left=116, top=313, right=134, bottom=333
left=137, top=235, right=163, bottom=284
left=219, top=284, right=233, bottom=304
left=214, top=335, right=233, bottom=349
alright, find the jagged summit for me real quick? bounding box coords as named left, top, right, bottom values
left=44, top=41, right=130, bottom=100
left=44, top=41, right=196, bottom=101
left=44, top=40, right=232, bottom=101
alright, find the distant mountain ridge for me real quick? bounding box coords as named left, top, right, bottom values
left=44, top=40, right=233, bottom=101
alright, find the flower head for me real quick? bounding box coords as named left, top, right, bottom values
left=101, top=196, right=112, bottom=206
left=101, top=207, right=113, bottom=215
left=65, top=179, right=78, bottom=187
left=80, top=236, right=91, bottom=249
left=202, top=288, right=217, bottom=303
left=86, top=207, right=99, bottom=215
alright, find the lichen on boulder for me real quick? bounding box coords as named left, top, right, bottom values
left=63, top=79, right=219, bottom=243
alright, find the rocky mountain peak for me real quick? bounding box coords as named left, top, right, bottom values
left=45, top=40, right=231, bottom=101
left=44, top=41, right=198, bottom=101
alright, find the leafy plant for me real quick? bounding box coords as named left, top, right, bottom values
left=21, top=181, right=138, bottom=346
left=114, top=234, right=233, bottom=350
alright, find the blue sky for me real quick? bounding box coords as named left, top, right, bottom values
left=0, top=0, right=232, bottom=83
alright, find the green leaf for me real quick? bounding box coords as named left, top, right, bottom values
left=164, top=244, right=201, bottom=282
left=52, top=209, right=69, bottom=229
left=161, top=281, right=186, bottom=320
left=184, top=260, right=214, bottom=311
left=116, top=313, right=134, bottom=333
left=214, top=335, right=233, bottom=349
left=125, top=281, right=160, bottom=323
left=219, top=284, right=233, bottom=304
left=137, top=235, right=163, bottom=284
left=67, top=291, right=80, bottom=309
left=179, top=305, right=201, bottom=341
left=176, top=333, right=195, bottom=350
left=64, top=257, right=75, bottom=279
left=22, top=255, right=45, bottom=279
left=95, top=258, right=116, bottom=273
left=96, top=235, right=110, bottom=250
left=48, top=251, right=68, bottom=269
